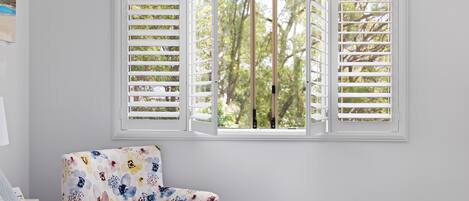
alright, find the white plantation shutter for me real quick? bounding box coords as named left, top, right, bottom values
left=336, top=0, right=393, bottom=122
left=123, top=0, right=187, bottom=130
left=114, top=0, right=405, bottom=138
left=307, top=0, right=329, bottom=134
left=188, top=0, right=218, bottom=135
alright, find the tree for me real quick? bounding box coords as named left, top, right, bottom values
left=198, top=0, right=391, bottom=127
left=215, top=0, right=308, bottom=128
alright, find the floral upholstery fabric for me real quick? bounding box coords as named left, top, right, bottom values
left=62, top=145, right=219, bottom=201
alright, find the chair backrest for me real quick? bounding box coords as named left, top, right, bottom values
left=62, top=145, right=164, bottom=201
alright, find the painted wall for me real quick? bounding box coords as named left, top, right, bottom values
left=0, top=0, right=29, bottom=196
left=30, top=0, right=469, bottom=201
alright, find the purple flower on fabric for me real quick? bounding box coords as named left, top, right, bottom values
left=97, top=191, right=109, bottom=201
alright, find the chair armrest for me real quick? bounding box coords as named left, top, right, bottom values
left=160, top=187, right=219, bottom=201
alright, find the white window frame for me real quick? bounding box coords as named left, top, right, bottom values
left=112, top=0, right=408, bottom=141
left=329, top=0, right=406, bottom=137
left=112, top=0, right=190, bottom=137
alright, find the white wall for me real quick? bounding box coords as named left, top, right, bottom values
left=29, top=0, right=469, bottom=201
left=0, top=0, right=30, bottom=196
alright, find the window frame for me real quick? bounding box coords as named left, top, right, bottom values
left=113, top=0, right=190, bottom=135
left=329, top=0, right=403, bottom=134
left=112, top=0, right=408, bottom=141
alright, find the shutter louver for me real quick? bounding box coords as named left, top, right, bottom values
left=188, top=0, right=218, bottom=135
left=126, top=0, right=186, bottom=129
left=337, top=0, right=392, bottom=122
left=308, top=0, right=329, bottom=130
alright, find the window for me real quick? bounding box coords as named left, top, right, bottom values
left=332, top=0, right=399, bottom=133
left=121, top=0, right=187, bottom=131
left=113, top=0, right=407, bottom=140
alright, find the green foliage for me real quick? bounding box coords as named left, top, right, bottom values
left=338, top=1, right=392, bottom=121
left=213, top=0, right=307, bottom=128
left=128, top=0, right=392, bottom=124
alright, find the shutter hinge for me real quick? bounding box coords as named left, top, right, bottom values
left=270, top=117, right=276, bottom=129
left=252, top=109, right=257, bottom=129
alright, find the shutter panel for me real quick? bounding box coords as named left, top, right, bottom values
left=307, top=0, right=329, bottom=135
left=188, top=0, right=218, bottom=135
left=125, top=0, right=187, bottom=130
left=337, top=0, right=392, bottom=122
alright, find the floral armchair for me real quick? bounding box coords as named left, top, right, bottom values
left=62, top=145, right=219, bottom=201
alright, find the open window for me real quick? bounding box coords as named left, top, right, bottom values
left=114, top=0, right=220, bottom=136
left=114, top=0, right=407, bottom=140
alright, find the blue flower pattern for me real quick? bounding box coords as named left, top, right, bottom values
left=140, top=192, right=157, bottom=201
left=146, top=157, right=160, bottom=172
left=62, top=146, right=219, bottom=201
left=108, top=175, right=120, bottom=189
left=159, top=186, right=176, bottom=198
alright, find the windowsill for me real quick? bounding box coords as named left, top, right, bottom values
left=218, top=128, right=306, bottom=135
left=112, top=128, right=408, bottom=142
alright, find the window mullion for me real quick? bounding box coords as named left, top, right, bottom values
left=271, top=0, right=278, bottom=129
left=305, top=0, right=312, bottom=134
left=250, top=0, right=257, bottom=129
left=329, top=0, right=340, bottom=133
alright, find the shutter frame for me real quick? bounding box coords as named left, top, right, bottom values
left=307, top=0, right=330, bottom=135
left=330, top=0, right=400, bottom=133
left=337, top=0, right=392, bottom=122
left=117, top=0, right=188, bottom=131
left=188, top=0, right=218, bottom=135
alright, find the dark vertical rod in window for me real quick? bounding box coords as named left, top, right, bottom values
left=271, top=0, right=278, bottom=129
left=250, top=0, right=257, bottom=128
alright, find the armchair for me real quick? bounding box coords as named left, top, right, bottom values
left=62, top=145, right=219, bottom=201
